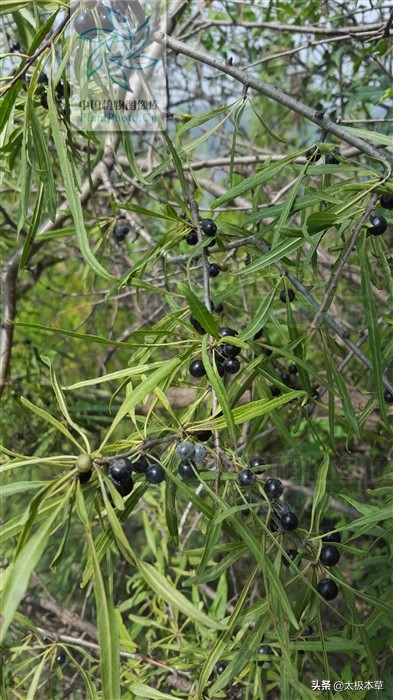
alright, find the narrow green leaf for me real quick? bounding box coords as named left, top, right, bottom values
left=203, top=393, right=304, bottom=430
left=211, top=161, right=287, bottom=209
left=20, top=397, right=83, bottom=451
left=18, top=182, right=45, bottom=271
left=0, top=500, right=63, bottom=642
left=165, top=476, right=179, bottom=546
left=29, top=101, right=57, bottom=221
left=137, top=560, right=225, bottom=630
left=76, top=486, right=120, bottom=700
left=233, top=236, right=304, bottom=275
left=240, top=289, right=275, bottom=340
left=201, top=336, right=237, bottom=443
left=249, top=99, right=287, bottom=144
left=99, top=356, right=182, bottom=449
left=345, top=126, right=393, bottom=147
left=357, top=231, right=388, bottom=425
left=180, top=284, right=219, bottom=336
left=129, top=684, right=177, bottom=700
left=47, top=83, right=114, bottom=280
left=310, top=453, right=330, bottom=533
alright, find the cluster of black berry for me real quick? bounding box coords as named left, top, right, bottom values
left=74, top=2, right=119, bottom=38
left=189, top=326, right=241, bottom=378
left=175, top=440, right=208, bottom=479
left=105, top=453, right=166, bottom=499
left=113, top=220, right=130, bottom=243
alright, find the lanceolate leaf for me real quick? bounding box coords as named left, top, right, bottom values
left=47, top=83, right=115, bottom=280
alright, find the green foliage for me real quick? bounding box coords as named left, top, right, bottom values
left=1, top=1, right=392, bottom=699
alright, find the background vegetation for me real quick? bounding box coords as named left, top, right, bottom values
left=1, top=1, right=392, bottom=699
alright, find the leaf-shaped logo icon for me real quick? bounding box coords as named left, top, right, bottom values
left=105, top=53, right=130, bottom=90
left=87, top=44, right=103, bottom=79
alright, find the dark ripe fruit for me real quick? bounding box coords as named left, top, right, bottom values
left=193, top=444, right=207, bottom=463
left=288, top=363, right=298, bottom=375
left=189, top=359, right=206, bottom=377
left=369, top=215, right=387, bottom=236
left=109, top=456, right=133, bottom=483
left=74, top=11, right=97, bottom=38
left=190, top=315, right=206, bottom=335
left=224, top=357, right=240, bottom=374
left=132, top=455, right=150, bottom=473
left=303, top=624, right=313, bottom=637
left=178, top=461, right=196, bottom=479
left=110, top=475, right=133, bottom=496
left=325, top=151, right=340, bottom=165
left=175, top=441, right=195, bottom=460
left=98, top=9, right=114, bottom=32
left=271, top=386, right=281, bottom=397
left=76, top=453, right=93, bottom=473
left=55, top=651, right=66, bottom=665
left=215, top=360, right=226, bottom=377
left=78, top=469, right=92, bottom=484
left=254, top=328, right=264, bottom=340
left=237, top=468, right=256, bottom=487
left=249, top=456, right=266, bottom=469
left=201, top=218, right=217, bottom=236
left=280, top=511, right=299, bottom=530
left=319, top=544, right=340, bottom=567
left=282, top=549, right=299, bottom=566
left=215, top=662, right=226, bottom=675
left=214, top=302, right=224, bottom=313
left=195, top=430, right=212, bottom=442
left=317, top=578, right=339, bottom=601
left=145, top=463, right=165, bottom=484
left=222, top=342, right=241, bottom=358
left=219, top=326, right=238, bottom=337
left=209, top=263, right=220, bottom=277
left=40, top=93, right=48, bottom=109
left=279, top=288, right=295, bottom=303
left=306, top=146, right=321, bottom=161
left=319, top=526, right=341, bottom=543
left=185, top=230, right=198, bottom=245
left=380, top=193, right=393, bottom=210
left=280, top=372, right=291, bottom=385
left=256, top=644, right=273, bottom=665
left=384, top=390, right=393, bottom=403
left=264, top=477, right=283, bottom=499
left=114, top=222, right=130, bottom=242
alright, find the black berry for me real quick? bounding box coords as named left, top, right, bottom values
left=384, top=390, right=393, bottom=403
left=319, top=544, right=340, bottom=567
left=175, top=441, right=195, bottom=459
left=369, top=215, right=387, bottom=236
left=303, top=624, right=313, bottom=637
left=319, top=526, right=341, bottom=543
left=189, top=359, right=206, bottom=378
left=109, top=456, right=133, bottom=483
left=325, top=151, right=340, bottom=165
left=214, top=302, right=224, bottom=313
left=195, top=430, right=212, bottom=442
left=317, top=578, right=339, bottom=601
left=114, top=221, right=130, bottom=242
left=78, top=469, right=92, bottom=484
left=193, top=444, right=207, bottom=463
left=74, top=11, right=97, bottom=38
left=97, top=7, right=114, bottom=32
left=185, top=230, right=198, bottom=245
left=201, top=218, right=217, bottom=236
left=209, top=263, right=220, bottom=277
left=264, top=478, right=283, bottom=499
left=254, top=328, right=264, bottom=340
left=282, top=549, right=299, bottom=566
left=237, top=468, right=256, bottom=487
left=145, top=464, right=165, bottom=484
left=178, top=461, right=196, bottom=479
left=280, top=511, right=298, bottom=530
left=380, top=193, right=393, bottom=210
left=55, top=650, right=66, bottom=665
left=219, top=326, right=238, bottom=337
left=256, top=644, right=273, bottom=665
left=279, top=289, right=295, bottom=303
left=215, top=662, right=226, bottom=674
left=271, top=386, right=281, bottom=397
left=224, top=357, right=240, bottom=374
left=110, top=474, right=133, bottom=496
left=132, top=455, right=150, bottom=473
left=222, top=342, right=240, bottom=358
left=288, top=363, right=298, bottom=375
left=306, top=146, right=321, bottom=161
left=269, top=518, right=279, bottom=532
left=190, top=315, right=206, bottom=335
left=249, top=457, right=266, bottom=469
